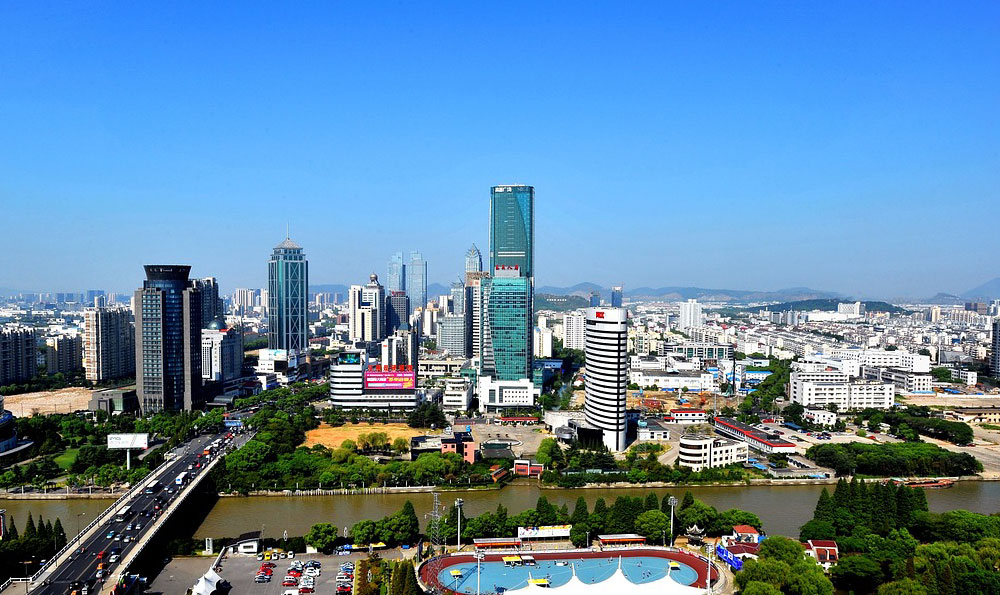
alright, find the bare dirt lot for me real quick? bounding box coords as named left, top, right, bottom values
left=303, top=423, right=429, bottom=449
left=5, top=387, right=95, bottom=417
left=902, top=395, right=1000, bottom=408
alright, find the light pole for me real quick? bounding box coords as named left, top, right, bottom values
left=667, top=496, right=678, bottom=547
left=475, top=551, right=484, bottom=595
left=20, top=558, right=33, bottom=595
left=455, top=499, right=464, bottom=551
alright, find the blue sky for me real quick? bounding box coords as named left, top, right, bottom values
left=2, top=2, right=997, bottom=299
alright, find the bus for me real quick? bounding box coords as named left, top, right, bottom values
left=143, top=480, right=161, bottom=494
left=175, top=472, right=189, bottom=486
left=113, top=506, right=133, bottom=522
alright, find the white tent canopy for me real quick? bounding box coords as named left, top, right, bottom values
left=192, top=568, right=224, bottom=595
left=526, top=558, right=706, bottom=595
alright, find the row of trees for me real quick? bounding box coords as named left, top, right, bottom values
left=792, top=479, right=1000, bottom=594
left=805, top=441, right=981, bottom=477
left=305, top=501, right=421, bottom=551
left=0, top=513, right=68, bottom=583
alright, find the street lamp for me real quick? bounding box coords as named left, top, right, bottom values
left=475, top=551, right=485, bottom=595
left=455, top=499, right=464, bottom=551
left=20, top=558, right=34, bottom=595
left=667, top=496, right=678, bottom=548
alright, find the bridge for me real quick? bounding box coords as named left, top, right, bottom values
left=0, top=428, right=253, bottom=595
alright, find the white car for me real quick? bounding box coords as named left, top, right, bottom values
left=305, top=568, right=320, bottom=577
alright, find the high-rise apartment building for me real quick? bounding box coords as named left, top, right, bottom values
left=349, top=274, right=386, bottom=342
left=466, top=273, right=487, bottom=358
left=84, top=305, right=135, bottom=383
left=993, top=320, right=1000, bottom=377
left=268, top=237, right=309, bottom=352
left=201, top=319, right=244, bottom=382
left=387, top=252, right=406, bottom=293
left=407, top=251, right=427, bottom=311
left=563, top=313, right=586, bottom=351
left=134, top=265, right=204, bottom=413
left=611, top=286, right=624, bottom=308
left=386, top=291, right=411, bottom=334
left=438, top=314, right=469, bottom=358
left=465, top=244, right=483, bottom=276
left=193, top=277, right=225, bottom=325
left=45, top=335, right=83, bottom=375
left=381, top=331, right=418, bottom=368
left=0, top=325, right=37, bottom=386
left=584, top=307, right=628, bottom=451
left=678, top=299, right=703, bottom=330
left=232, top=288, right=258, bottom=315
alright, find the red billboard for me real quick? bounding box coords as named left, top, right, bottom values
left=364, top=370, right=416, bottom=390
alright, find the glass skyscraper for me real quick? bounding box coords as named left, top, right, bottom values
left=386, top=252, right=406, bottom=293
left=479, top=274, right=532, bottom=381
left=268, top=236, right=309, bottom=352
left=489, top=185, right=534, bottom=277
left=465, top=244, right=482, bottom=275
left=406, top=251, right=427, bottom=310
left=134, top=265, right=203, bottom=413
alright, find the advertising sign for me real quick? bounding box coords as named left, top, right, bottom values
left=107, top=433, right=149, bottom=450
left=716, top=544, right=744, bottom=571
left=364, top=370, right=416, bottom=390
left=517, top=525, right=572, bottom=539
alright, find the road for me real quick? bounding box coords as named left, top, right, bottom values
left=32, top=430, right=249, bottom=595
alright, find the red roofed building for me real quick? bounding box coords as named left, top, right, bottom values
left=729, top=525, right=760, bottom=544
left=804, top=540, right=839, bottom=570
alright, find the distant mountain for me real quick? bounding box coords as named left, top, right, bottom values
left=535, top=293, right=592, bottom=312
left=750, top=299, right=906, bottom=314
left=533, top=283, right=841, bottom=304
left=961, top=277, right=1000, bottom=300
left=923, top=292, right=964, bottom=305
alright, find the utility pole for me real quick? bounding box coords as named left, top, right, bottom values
left=668, top=496, right=678, bottom=547
left=455, top=498, right=464, bottom=551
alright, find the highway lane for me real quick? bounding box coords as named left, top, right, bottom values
left=33, top=430, right=248, bottom=595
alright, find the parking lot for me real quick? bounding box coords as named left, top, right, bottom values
left=216, top=551, right=383, bottom=595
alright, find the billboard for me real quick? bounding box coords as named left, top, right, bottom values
left=107, top=433, right=149, bottom=450
left=517, top=525, right=572, bottom=539
left=364, top=370, right=416, bottom=390
left=716, top=544, right=744, bottom=571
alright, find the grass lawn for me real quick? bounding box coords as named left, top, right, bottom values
left=53, top=448, right=79, bottom=470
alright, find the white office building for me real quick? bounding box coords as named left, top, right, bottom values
left=678, top=434, right=749, bottom=472
left=563, top=313, right=585, bottom=351
left=441, top=377, right=473, bottom=412
left=584, top=307, right=628, bottom=452
left=790, top=371, right=894, bottom=410
left=477, top=376, right=540, bottom=413
left=348, top=274, right=386, bottom=343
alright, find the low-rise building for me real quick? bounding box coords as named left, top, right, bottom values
left=804, top=540, right=840, bottom=570
left=441, top=377, right=473, bottom=412
left=513, top=459, right=545, bottom=478
left=713, top=417, right=796, bottom=454
left=629, top=369, right=715, bottom=392
left=803, top=408, right=837, bottom=427
left=667, top=409, right=707, bottom=424
left=861, top=366, right=932, bottom=394
left=678, top=434, right=749, bottom=471
left=637, top=420, right=671, bottom=441
left=477, top=376, right=539, bottom=413
left=790, top=371, right=894, bottom=410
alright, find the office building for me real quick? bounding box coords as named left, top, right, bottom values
left=789, top=371, right=894, bottom=410
left=83, top=305, right=135, bottom=383
left=45, top=335, right=83, bottom=375
left=329, top=351, right=423, bottom=411
left=678, top=299, right=703, bottom=330
left=441, top=377, right=474, bottom=412
left=387, top=252, right=406, bottom=293
left=386, top=291, right=410, bottom=333
left=267, top=236, right=309, bottom=352
left=479, top=275, right=531, bottom=381
left=349, top=274, right=386, bottom=342
left=584, top=307, right=629, bottom=452
left=589, top=292, right=601, bottom=308
left=489, top=185, right=534, bottom=276
left=611, top=286, right=623, bottom=308
left=465, top=244, right=483, bottom=276
left=407, top=251, right=427, bottom=311
left=0, top=325, right=37, bottom=386
left=381, top=331, right=418, bottom=368
left=563, top=313, right=585, bottom=351
left=134, top=265, right=204, bottom=412
left=678, top=434, right=749, bottom=472
left=438, top=314, right=469, bottom=358
left=201, top=318, right=244, bottom=382
left=477, top=376, right=540, bottom=413
left=86, top=289, right=105, bottom=306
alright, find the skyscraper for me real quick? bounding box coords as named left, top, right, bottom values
left=611, top=286, right=624, bottom=308
left=992, top=320, right=1000, bottom=377
left=437, top=314, right=469, bottom=358
left=268, top=236, right=309, bottom=352
left=584, top=307, right=628, bottom=451
left=349, top=274, right=386, bottom=342
left=589, top=292, right=601, bottom=307
left=479, top=274, right=532, bottom=381
left=0, top=325, right=37, bottom=386
left=407, top=251, right=427, bottom=310
left=386, top=291, right=410, bottom=334
left=193, top=277, right=225, bottom=326
left=489, top=185, right=534, bottom=276
left=563, top=313, right=585, bottom=351
left=134, top=265, right=203, bottom=413
left=84, top=305, right=135, bottom=383
left=387, top=252, right=406, bottom=293
left=465, top=244, right=483, bottom=276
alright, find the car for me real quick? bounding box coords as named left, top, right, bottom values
left=126, top=523, right=134, bottom=531
left=288, top=569, right=302, bottom=577
left=255, top=576, right=271, bottom=584
left=337, top=586, right=353, bottom=594
left=282, top=579, right=299, bottom=587
left=305, top=561, right=321, bottom=568
left=114, top=534, right=122, bottom=541
left=262, top=562, right=277, bottom=568
left=280, top=552, right=288, bottom=559
left=109, top=555, right=120, bottom=563
left=123, top=536, right=131, bottom=543
left=105, top=531, right=116, bottom=539
left=305, top=568, right=320, bottom=577
left=257, top=554, right=265, bottom=561
left=288, top=551, right=295, bottom=558
left=258, top=569, right=273, bottom=576
left=299, top=588, right=315, bottom=594
left=79, top=546, right=88, bottom=554
left=135, top=523, right=144, bottom=530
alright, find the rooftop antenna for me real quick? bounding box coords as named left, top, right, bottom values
left=286, top=222, right=290, bottom=240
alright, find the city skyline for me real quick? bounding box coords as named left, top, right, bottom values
left=2, top=4, right=998, bottom=297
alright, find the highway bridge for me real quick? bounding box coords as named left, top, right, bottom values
left=1, top=428, right=253, bottom=595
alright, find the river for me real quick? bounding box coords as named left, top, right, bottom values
left=4, top=481, right=999, bottom=541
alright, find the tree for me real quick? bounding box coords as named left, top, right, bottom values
left=535, top=439, right=565, bottom=469
left=391, top=438, right=409, bottom=455
left=351, top=519, right=379, bottom=545
left=634, top=510, right=670, bottom=543
left=570, top=497, right=589, bottom=525
left=799, top=519, right=836, bottom=542
left=758, top=536, right=805, bottom=566
left=831, top=555, right=883, bottom=593
left=644, top=492, right=659, bottom=511
left=741, top=582, right=784, bottom=595
left=24, top=513, right=36, bottom=539
left=735, top=559, right=791, bottom=592
left=305, top=523, right=340, bottom=552
left=878, top=578, right=928, bottom=595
